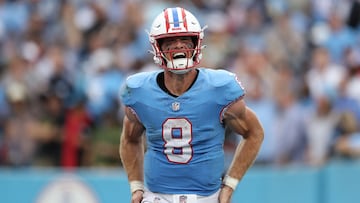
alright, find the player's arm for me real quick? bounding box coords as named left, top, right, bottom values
left=221, top=99, right=264, bottom=197
left=119, top=106, right=145, bottom=196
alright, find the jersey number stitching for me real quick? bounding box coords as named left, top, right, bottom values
left=162, top=118, right=193, bottom=164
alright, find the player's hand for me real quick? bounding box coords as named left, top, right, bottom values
left=219, top=185, right=233, bottom=203
left=131, top=190, right=144, bottom=203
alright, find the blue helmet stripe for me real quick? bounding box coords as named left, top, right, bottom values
left=172, top=8, right=180, bottom=27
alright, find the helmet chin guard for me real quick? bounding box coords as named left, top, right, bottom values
left=166, top=58, right=194, bottom=74
left=148, top=7, right=206, bottom=73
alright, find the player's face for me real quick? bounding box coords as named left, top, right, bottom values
left=160, top=36, right=194, bottom=61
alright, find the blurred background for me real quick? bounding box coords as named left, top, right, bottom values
left=0, top=0, right=360, bottom=202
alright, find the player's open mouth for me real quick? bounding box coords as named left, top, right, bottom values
left=173, top=52, right=186, bottom=59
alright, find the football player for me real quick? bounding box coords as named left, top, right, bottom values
left=120, top=7, right=264, bottom=203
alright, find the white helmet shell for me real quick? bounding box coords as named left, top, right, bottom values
left=148, top=7, right=205, bottom=72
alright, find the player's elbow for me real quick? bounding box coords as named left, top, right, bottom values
left=255, top=126, right=264, bottom=144
left=246, top=123, right=264, bottom=145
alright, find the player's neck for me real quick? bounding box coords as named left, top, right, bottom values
left=164, top=69, right=198, bottom=96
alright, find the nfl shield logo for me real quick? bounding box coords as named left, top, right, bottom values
left=172, top=102, right=180, bottom=111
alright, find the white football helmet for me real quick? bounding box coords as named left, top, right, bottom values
left=148, top=7, right=206, bottom=74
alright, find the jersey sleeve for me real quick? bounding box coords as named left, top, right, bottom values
left=119, top=82, right=133, bottom=106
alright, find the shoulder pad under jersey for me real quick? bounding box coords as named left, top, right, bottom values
left=120, top=70, right=160, bottom=106
left=203, top=68, right=238, bottom=87
left=125, top=71, right=158, bottom=88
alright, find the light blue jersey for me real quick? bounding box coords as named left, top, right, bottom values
left=120, top=68, right=245, bottom=196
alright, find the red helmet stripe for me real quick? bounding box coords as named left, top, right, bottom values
left=164, top=9, right=170, bottom=33
left=181, top=8, right=188, bottom=30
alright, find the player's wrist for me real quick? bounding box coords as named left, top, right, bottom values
left=130, top=180, right=144, bottom=194
left=222, top=175, right=239, bottom=191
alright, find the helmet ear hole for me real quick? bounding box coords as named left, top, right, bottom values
left=149, top=36, right=155, bottom=44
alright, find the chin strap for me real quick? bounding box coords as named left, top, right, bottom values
left=169, top=68, right=193, bottom=74
left=166, top=58, right=194, bottom=69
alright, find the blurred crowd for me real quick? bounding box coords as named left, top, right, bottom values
left=0, top=0, right=359, bottom=169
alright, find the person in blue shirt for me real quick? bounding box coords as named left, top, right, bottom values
left=119, top=7, right=264, bottom=203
